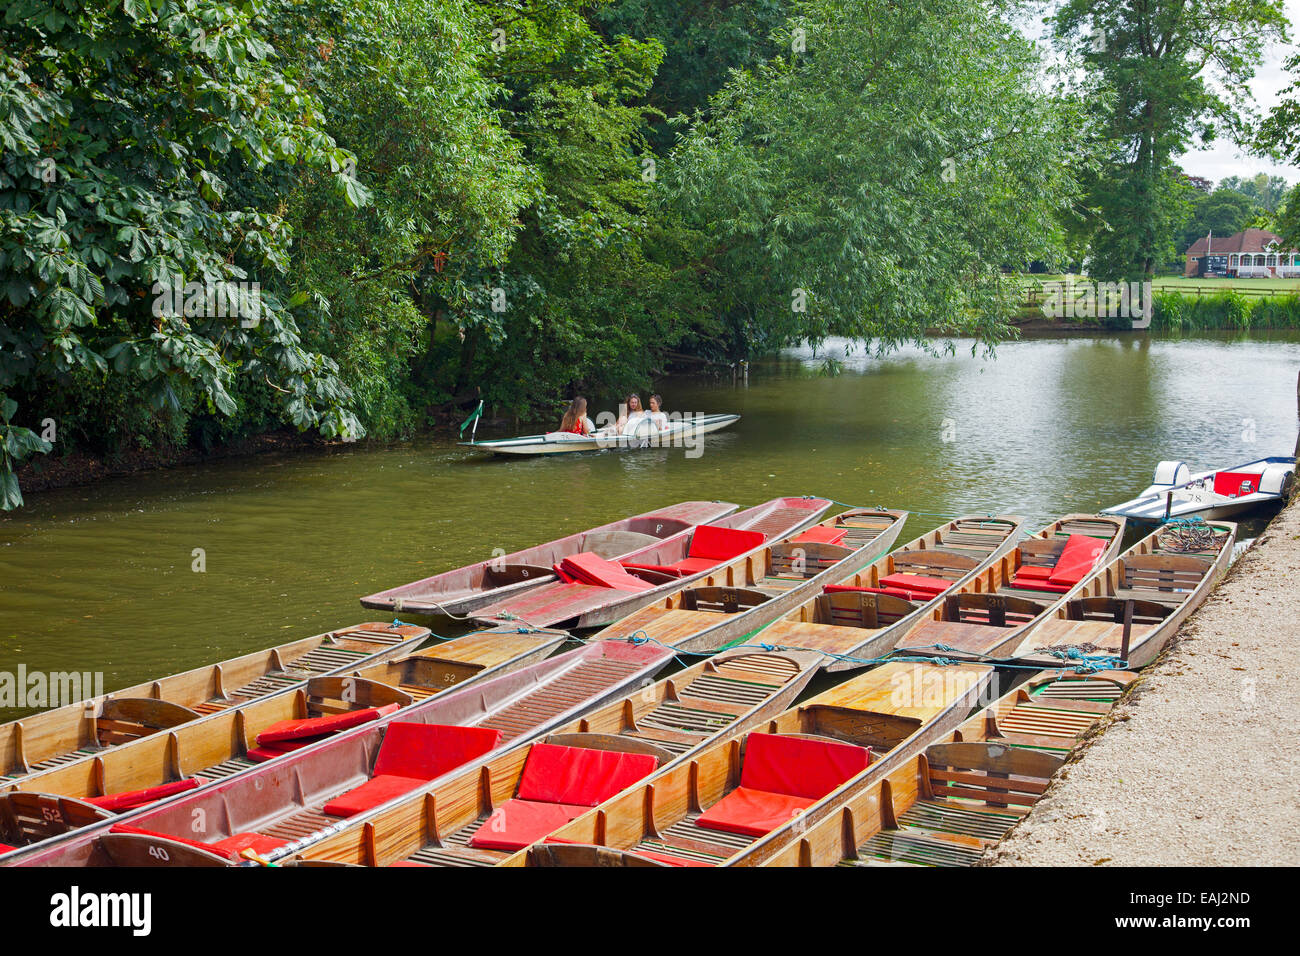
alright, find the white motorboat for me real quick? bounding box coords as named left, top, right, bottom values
left=1102, top=456, right=1294, bottom=523
left=460, top=412, right=740, bottom=456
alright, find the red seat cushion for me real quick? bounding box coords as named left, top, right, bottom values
left=792, top=526, right=848, bottom=546
left=86, top=778, right=201, bottom=812
left=373, top=723, right=502, bottom=779
left=211, top=832, right=289, bottom=857
left=1009, top=576, right=1070, bottom=593
left=516, top=743, right=659, bottom=807
left=255, top=703, right=401, bottom=745
left=321, top=724, right=503, bottom=817
left=878, top=573, right=951, bottom=595
left=108, top=824, right=285, bottom=860
left=696, top=787, right=816, bottom=837
left=555, top=553, right=655, bottom=592
left=466, top=798, right=590, bottom=851
left=687, top=525, right=766, bottom=561
left=1046, top=534, right=1105, bottom=588
left=246, top=735, right=331, bottom=763
left=663, top=557, right=720, bottom=575
left=619, top=563, right=688, bottom=578
left=0, top=843, right=15, bottom=853
left=322, top=774, right=424, bottom=818
left=824, top=584, right=928, bottom=602
left=739, top=732, right=871, bottom=800
left=1212, top=471, right=1260, bottom=497
left=1014, top=565, right=1053, bottom=580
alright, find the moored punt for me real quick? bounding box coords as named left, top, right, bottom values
left=0, top=622, right=431, bottom=785
left=590, top=508, right=909, bottom=655
left=761, top=670, right=1139, bottom=867
left=359, top=500, right=739, bottom=617
left=471, top=496, right=834, bottom=630
left=868, top=514, right=1127, bottom=665
left=19, top=647, right=812, bottom=866
left=0, top=627, right=603, bottom=863
left=1006, top=520, right=1236, bottom=670
left=499, top=660, right=995, bottom=867
left=657, top=515, right=1027, bottom=670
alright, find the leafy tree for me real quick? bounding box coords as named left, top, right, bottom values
left=0, top=0, right=370, bottom=508
left=1180, top=189, right=1263, bottom=251
left=594, top=0, right=794, bottom=153
left=659, top=0, right=1091, bottom=356
left=1217, top=173, right=1289, bottom=212
left=1055, top=0, right=1288, bottom=280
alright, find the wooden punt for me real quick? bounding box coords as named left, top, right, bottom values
left=15, top=646, right=809, bottom=867
left=1006, top=520, right=1236, bottom=670
left=0, top=627, right=616, bottom=863
left=0, top=622, right=432, bottom=785
left=589, top=508, right=910, bottom=655
left=269, top=648, right=824, bottom=868
left=762, top=669, right=1139, bottom=866
left=359, top=500, right=738, bottom=617
left=470, top=496, right=834, bottom=630
left=497, top=660, right=997, bottom=867
left=763, top=514, right=1125, bottom=669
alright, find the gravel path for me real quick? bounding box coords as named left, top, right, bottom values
left=987, top=501, right=1300, bottom=866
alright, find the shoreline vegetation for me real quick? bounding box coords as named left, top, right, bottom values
left=4, top=0, right=1298, bottom=509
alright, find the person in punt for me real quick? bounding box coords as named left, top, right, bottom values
left=647, top=394, right=669, bottom=430
left=617, top=393, right=646, bottom=433
left=559, top=397, right=593, bottom=436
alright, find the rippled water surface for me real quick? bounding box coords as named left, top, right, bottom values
left=2, top=332, right=1297, bottom=717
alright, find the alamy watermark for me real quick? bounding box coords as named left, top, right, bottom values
left=152, top=278, right=264, bottom=328
left=0, top=666, right=104, bottom=710
left=1039, top=280, right=1153, bottom=329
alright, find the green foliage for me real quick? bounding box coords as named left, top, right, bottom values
left=657, top=0, right=1090, bottom=355
left=0, top=0, right=368, bottom=506
left=1151, top=290, right=1300, bottom=330
left=1056, top=0, right=1289, bottom=279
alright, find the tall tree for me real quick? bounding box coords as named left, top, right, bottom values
left=1055, top=0, right=1288, bottom=280
left=661, top=0, right=1091, bottom=356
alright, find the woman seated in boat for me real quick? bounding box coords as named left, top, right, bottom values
left=559, top=397, right=593, bottom=436
left=616, top=393, right=646, bottom=433
left=647, top=394, right=669, bottom=430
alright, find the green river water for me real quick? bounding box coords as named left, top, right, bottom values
left=2, top=332, right=1298, bottom=719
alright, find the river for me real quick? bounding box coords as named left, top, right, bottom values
left=2, top=332, right=1298, bottom=719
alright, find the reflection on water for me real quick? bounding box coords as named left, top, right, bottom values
left=1, top=332, right=1297, bottom=717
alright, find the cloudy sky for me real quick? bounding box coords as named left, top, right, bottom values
left=1177, top=0, right=1300, bottom=183
left=1025, top=1, right=1298, bottom=186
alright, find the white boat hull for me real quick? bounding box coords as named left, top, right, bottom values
left=1103, top=456, right=1293, bottom=524
left=461, top=413, right=740, bottom=456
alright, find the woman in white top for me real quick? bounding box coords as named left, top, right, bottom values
left=616, top=393, right=646, bottom=434
left=647, top=394, right=669, bottom=430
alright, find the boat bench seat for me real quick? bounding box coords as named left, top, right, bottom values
left=696, top=733, right=870, bottom=838
left=108, top=823, right=289, bottom=861
left=555, top=553, right=656, bottom=592
left=85, top=778, right=201, bottom=813
left=322, top=723, right=502, bottom=818
left=255, top=702, right=402, bottom=746
left=790, top=526, right=848, bottom=546
left=622, top=525, right=767, bottom=579
left=467, top=742, right=659, bottom=851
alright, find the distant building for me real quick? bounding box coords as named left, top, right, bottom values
left=1183, top=228, right=1300, bottom=277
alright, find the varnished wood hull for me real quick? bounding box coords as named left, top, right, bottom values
left=0, top=622, right=433, bottom=785
left=591, top=508, right=910, bottom=655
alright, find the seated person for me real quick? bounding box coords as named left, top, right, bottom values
left=647, top=394, right=669, bottom=430
left=617, top=393, right=646, bottom=434
left=559, top=397, right=594, bottom=436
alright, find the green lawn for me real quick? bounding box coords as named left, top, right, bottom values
left=1019, top=274, right=1300, bottom=296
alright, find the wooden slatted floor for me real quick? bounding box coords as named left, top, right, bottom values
left=847, top=681, right=1114, bottom=867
